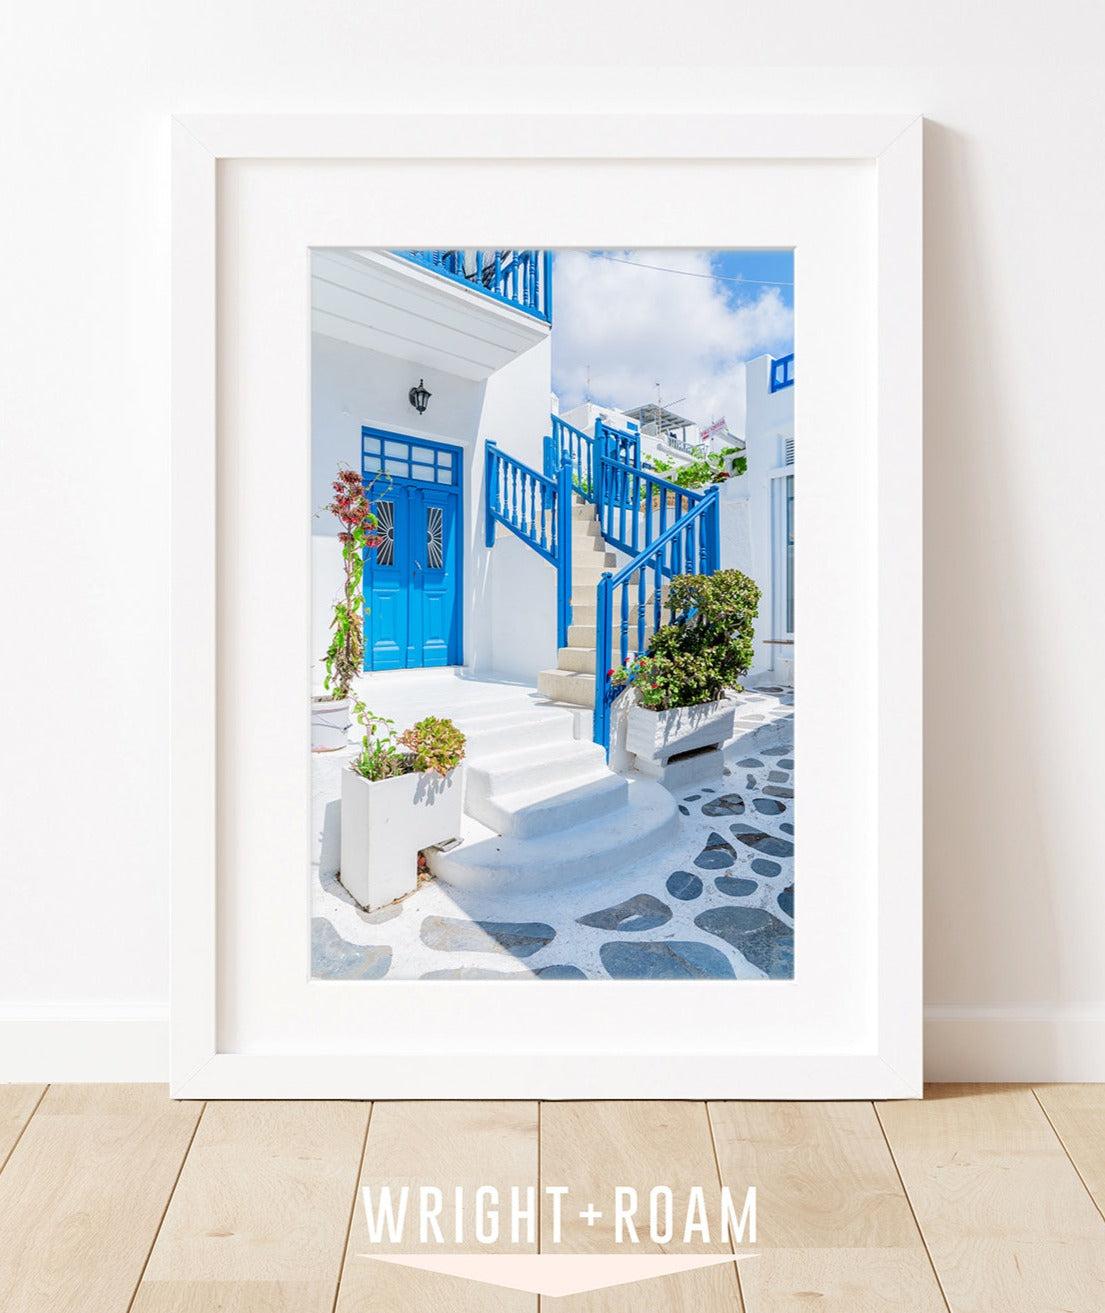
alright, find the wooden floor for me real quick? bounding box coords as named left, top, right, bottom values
left=0, top=1085, right=1103, bottom=1310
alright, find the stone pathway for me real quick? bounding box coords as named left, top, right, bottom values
left=312, top=689, right=794, bottom=981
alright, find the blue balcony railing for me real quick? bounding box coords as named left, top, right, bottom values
left=770, top=352, right=795, bottom=392
left=396, top=250, right=553, bottom=323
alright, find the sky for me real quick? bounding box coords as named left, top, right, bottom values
left=550, top=249, right=794, bottom=437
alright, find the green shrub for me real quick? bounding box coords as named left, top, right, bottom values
left=609, top=569, right=760, bottom=710
left=350, top=705, right=466, bottom=781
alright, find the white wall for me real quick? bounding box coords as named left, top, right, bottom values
left=311, top=329, right=556, bottom=685
left=3, top=10, right=1105, bottom=1078
left=721, top=355, right=795, bottom=681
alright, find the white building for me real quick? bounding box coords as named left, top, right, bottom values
left=310, top=249, right=793, bottom=900
left=720, top=352, right=795, bottom=685
left=311, top=248, right=558, bottom=684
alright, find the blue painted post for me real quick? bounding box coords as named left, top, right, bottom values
left=594, top=419, right=606, bottom=528
left=543, top=433, right=555, bottom=480
left=556, top=455, right=573, bottom=650
left=593, top=571, right=613, bottom=751
left=485, top=442, right=498, bottom=548
left=703, top=484, right=721, bottom=572
left=543, top=250, right=553, bottom=323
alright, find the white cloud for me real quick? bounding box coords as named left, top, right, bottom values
left=551, top=250, right=793, bottom=435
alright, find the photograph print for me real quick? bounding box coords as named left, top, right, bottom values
left=310, top=247, right=795, bottom=982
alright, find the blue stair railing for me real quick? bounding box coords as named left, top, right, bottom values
left=545, top=414, right=641, bottom=504
left=595, top=449, right=707, bottom=564
left=592, top=487, right=720, bottom=752
left=485, top=441, right=573, bottom=649
left=546, top=416, right=595, bottom=500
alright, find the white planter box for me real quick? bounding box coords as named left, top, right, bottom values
left=625, top=697, right=736, bottom=764
left=340, top=765, right=465, bottom=911
left=311, top=696, right=351, bottom=752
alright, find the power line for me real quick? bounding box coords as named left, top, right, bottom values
left=594, top=253, right=794, bottom=287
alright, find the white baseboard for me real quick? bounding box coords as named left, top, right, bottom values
left=2, top=1005, right=1103, bottom=1086
left=0, top=1005, right=170, bottom=1083
left=924, top=1006, right=1105, bottom=1082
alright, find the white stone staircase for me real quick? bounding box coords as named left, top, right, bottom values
left=536, top=500, right=666, bottom=709
left=426, top=695, right=678, bottom=895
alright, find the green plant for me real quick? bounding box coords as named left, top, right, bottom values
left=321, top=466, right=379, bottom=702
left=647, top=447, right=746, bottom=493
left=399, top=715, right=467, bottom=776
left=609, top=569, right=760, bottom=710
left=349, top=703, right=466, bottom=782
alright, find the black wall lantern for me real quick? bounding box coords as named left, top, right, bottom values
left=408, top=378, right=431, bottom=414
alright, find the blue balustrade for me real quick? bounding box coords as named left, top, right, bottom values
left=396, top=250, right=553, bottom=323
left=592, top=488, right=720, bottom=752
left=549, top=415, right=596, bottom=500
left=595, top=451, right=710, bottom=574
left=770, top=352, right=795, bottom=392
left=485, top=442, right=572, bottom=648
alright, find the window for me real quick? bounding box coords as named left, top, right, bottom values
left=362, top=431, right=459, bottom=486
left=425, top=505, right=444, bottom=569
left=374, top=499, right=395, bottom=567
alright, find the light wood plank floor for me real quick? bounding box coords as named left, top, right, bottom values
left=0, top=1085, right=1102, bottom=1311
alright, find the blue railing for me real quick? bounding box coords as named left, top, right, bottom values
left=593, top=489, right=721, bottom=751
left=396, top=250, right=553, bottom=323
left=770, top=352, right=795, bottom=392
left=596, top=453, right=707, bottom=570
left=485, top=442, right=572, bottom=648
left=546, top=416, right=595, bottom=500
left=546, top=414, right=640, bottom=505
left=595, top=417, right=641, bottom=470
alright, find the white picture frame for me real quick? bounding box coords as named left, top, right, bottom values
left=171, top=114, right=922, bottom=1098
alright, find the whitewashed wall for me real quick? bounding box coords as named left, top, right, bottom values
left=311, top=329, right=556, bottom=685
left=721, top=354, right=795, bottom=681
left=3, top=11, right=1105, bottom=1079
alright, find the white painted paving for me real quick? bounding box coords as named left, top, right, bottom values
left=311, top=675, right=794, bottom=981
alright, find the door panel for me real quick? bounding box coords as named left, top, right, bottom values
left=362, top=432, right=463, bottom=672
left=411, top=487, right=459, bottom=668
left=364, top=494, right=409, bottom=671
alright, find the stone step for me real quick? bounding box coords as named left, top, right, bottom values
left=428, top=779, right=680, bottom=894
left=536, top=668, right=596, bottom=708
left=466, top=737, right=607, bottom=799
left=572, top=545, right=617, bottom=567
left=568, top=620, right=663, bottom=650
left=471, top=768, right=628, bottom=840
left=558, top=645, right=596, bottom=674
left=454, top=706, right=577, bottom=757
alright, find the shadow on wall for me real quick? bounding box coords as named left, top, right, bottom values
left=922, top=120, right=1060, bottom=1030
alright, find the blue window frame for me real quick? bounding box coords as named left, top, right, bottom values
left=362, top=430, right=461, bottom=486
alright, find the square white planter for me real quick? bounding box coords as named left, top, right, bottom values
left=625, top=698, right=737, bottom=764
left=340, top=765, right=464, bottom=911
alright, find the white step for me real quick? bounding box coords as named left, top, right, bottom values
left=572, top=546, right=616, bottom=567
left=558, top=645, right=596, bottom=674
left=537, top=668, right=596, bottom=707
left=470, top=767, right=628, bottom=839
left=428, top=779, right=680, bottom=894
left=454, top=707, right=577, bottom=756
left=568, top=622, right=662, bottom=649
left=467, top=736, right=606, bottom=796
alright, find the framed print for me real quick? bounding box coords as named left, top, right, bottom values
left=171, top=114, right=921, bottom=1098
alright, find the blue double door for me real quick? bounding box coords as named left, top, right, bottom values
left=362, top=430, right=463, bottom=671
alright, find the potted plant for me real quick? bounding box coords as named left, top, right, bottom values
left=312, top=466, right=379, bottom=751
left=612, top=569, right=760, bottom=767
left=340, top=704, right=467, bottom=911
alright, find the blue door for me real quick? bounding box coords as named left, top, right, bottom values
left=362, top=429, right=463, bottom=671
